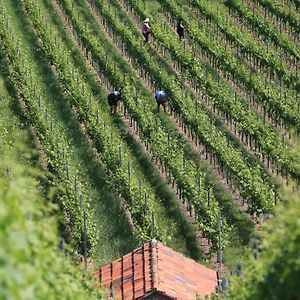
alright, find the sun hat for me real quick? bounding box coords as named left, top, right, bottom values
left=144, top=18, right=149, bottom=23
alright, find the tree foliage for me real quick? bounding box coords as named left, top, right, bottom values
left=0, top=159, right=103, bottom=300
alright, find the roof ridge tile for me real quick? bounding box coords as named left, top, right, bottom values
left=150, top=239, right=159, bottom=290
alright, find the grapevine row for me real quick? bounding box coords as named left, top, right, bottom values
left=123, top=0, right=300, bottom=182
left=253, top=0, right=300, bottom=34
left=157, top=0, right=300, bottom=134
left=225, top=0, right=300, bottom=60
left=13, top=0, right=172, bottom=246
left=88, top=0, right=278, bottom=213
left=189, top=0, right=299, bottom=90
left=58, top=0, right=234, bottom=248
left=0, top=2, right=99, bottom=255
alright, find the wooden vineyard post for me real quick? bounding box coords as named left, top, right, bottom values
left=218, top=214, right=222, bottom=269
left=50, top=120, right=53, bottom=136
left=119, top=146, right=122, bottom=165
left=38, top=95, right=42, bottom=109
left=128, top=161, right=131, bottom=184
left=144, top=192, right=148, bottom=215
left=252, top=238, right=259, bottom=260
left=55, top=132, right=59, bottom=148
left=45, top=108, right=48, bottom=122
left=82, top=82, right=85, bottom=95
left=78, top=194, right=83, bottom=211
left=88, top=92, right=92, bottom=105
left=207, top=188, right=210, bottom=207
left=139, top=179, right=142, bottom=197
left=151, top=211, right=155, bottom=239
left=135, top=84, right=138, bottom=103
left=74, top=176, right=77, bottom=201
left=66, top=161, right=69, bottom=180
left=96, top=110, right=99, bottom=125
left=83, top=211, right=88, bottom=270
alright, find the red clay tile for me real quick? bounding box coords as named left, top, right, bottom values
left=93, top=240, right=217, bottom=299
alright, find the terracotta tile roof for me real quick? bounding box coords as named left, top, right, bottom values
left=93, top=239, right=217, bottom=299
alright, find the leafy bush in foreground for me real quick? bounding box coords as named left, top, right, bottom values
left=0, top=159, right=102, bottom=300
left=218, top=193, right=300, bottom=300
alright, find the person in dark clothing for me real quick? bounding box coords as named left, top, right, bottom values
left=155, top=90, right=168, bottom=112
left=107, top=91, right=122, bottom=114
left=142, top=18, right=151, bottom=43
left=176, top=18, right=185, bottom=40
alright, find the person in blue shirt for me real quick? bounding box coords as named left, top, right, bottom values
left=107, top=90, right=122, bottom=114
left=155, top=90, right=167, bottom=112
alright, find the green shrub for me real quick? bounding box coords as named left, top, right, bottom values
left=219, top=194, right=300, bottom=300
left=0, top=159, right=103, bottom=300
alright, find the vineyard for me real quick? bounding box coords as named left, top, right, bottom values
left=0, top=0, right=299, bottom=297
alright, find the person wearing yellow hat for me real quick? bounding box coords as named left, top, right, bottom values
left=142, top=18, right=151, bottom=43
